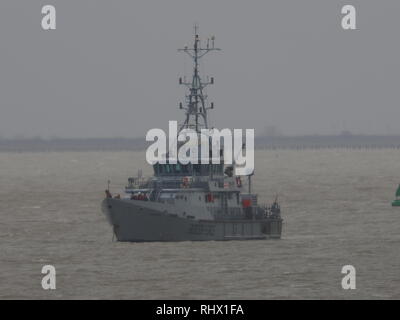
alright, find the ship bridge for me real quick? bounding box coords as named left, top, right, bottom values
left=153, top=162, right=224, bottom=177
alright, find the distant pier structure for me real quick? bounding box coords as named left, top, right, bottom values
left=254, top=135, right=400, bottom=150
left=1, top=135, right=400, bottom=152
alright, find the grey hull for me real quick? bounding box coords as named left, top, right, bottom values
left=102, top=198, right=282, bottom=242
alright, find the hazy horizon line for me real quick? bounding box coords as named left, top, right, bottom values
left=1, top=132, right=400, bottom=140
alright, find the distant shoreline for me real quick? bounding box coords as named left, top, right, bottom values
left=1, top=135, right=400, bottom=152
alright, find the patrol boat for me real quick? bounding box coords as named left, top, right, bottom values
left=102, top=28, right=283, bottom=241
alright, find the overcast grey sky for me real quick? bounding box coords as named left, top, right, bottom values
left=0, top=0, right=399, bottom=138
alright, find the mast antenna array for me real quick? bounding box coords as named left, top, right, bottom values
left=178, top=25, right=221, bottom=132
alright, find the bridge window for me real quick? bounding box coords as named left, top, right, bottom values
left=193, top=164, right=201, bottom=175
left=211, top=164, right=223, bottom=175
left=154, top=163, right=222, bottom=176
left=153, top=163, right=190, bottom=176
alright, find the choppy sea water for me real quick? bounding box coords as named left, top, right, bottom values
left=0, top=149, right=399, bottom=299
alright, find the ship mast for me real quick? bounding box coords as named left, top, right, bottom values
left=178, top=25, right=220, bottom=133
